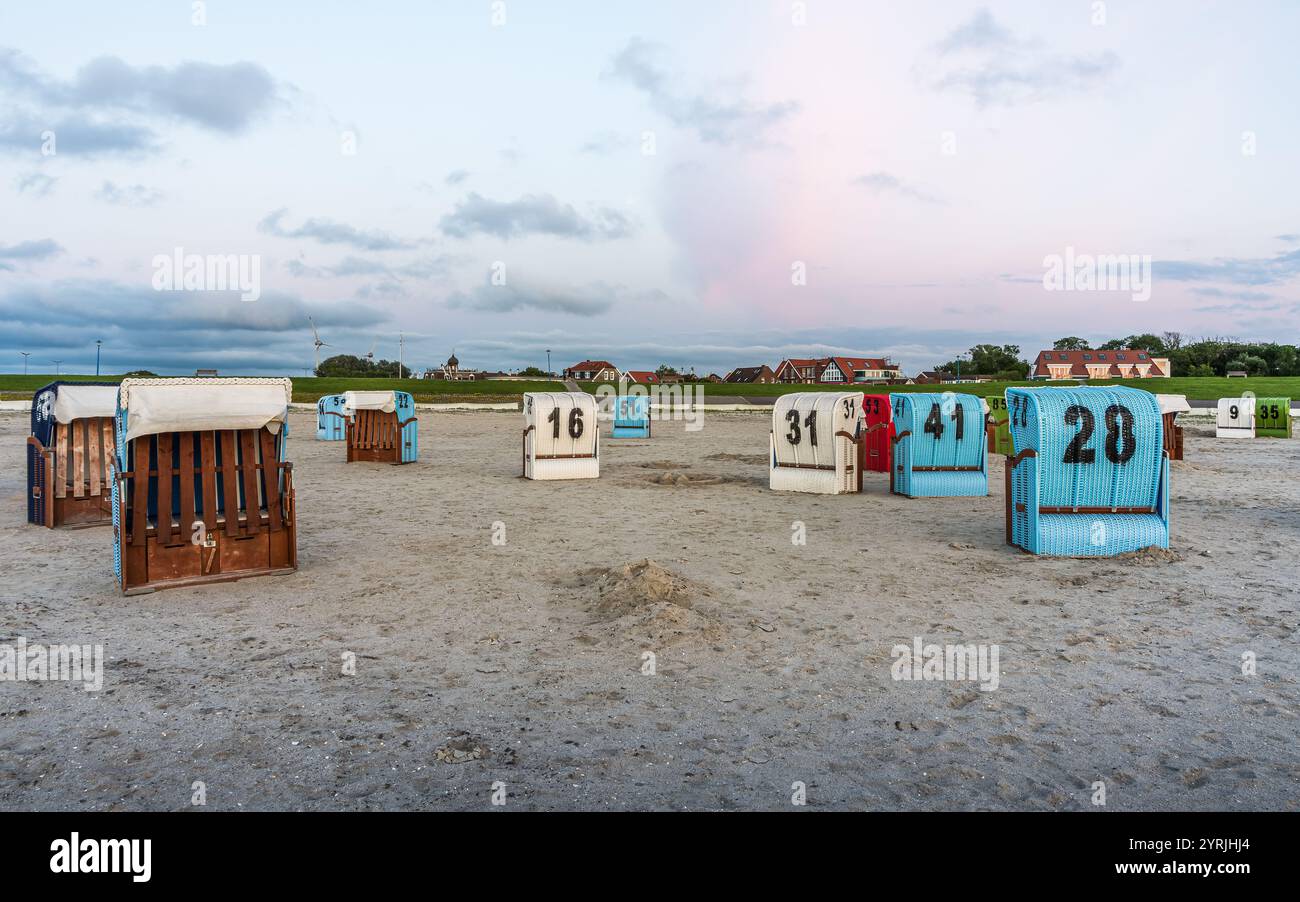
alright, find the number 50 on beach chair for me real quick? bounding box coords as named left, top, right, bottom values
left=27, top=381, right=119, bottom=528
left=111, top=378, right=297, bottom=594
left=1004, top=386, right=1168, bottom=556
left=889, top=392, right=988, bottom=498
left=316, top=394, right=347, bottom=441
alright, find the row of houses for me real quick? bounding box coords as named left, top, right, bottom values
left=422, top=349, right=1173, bottom=384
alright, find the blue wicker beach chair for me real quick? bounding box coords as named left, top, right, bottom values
left=27, top=381, right=120, bottom=528
left=316, top=394, right=347, bottom=441
left=889, top=392, right=988, bottom=498
left=611, top=395, right=651, bottom=438
left=1004, top=386, right=1168, bottom=556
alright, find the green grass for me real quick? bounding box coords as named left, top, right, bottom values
left=1, top=373, right=1295, bottom=403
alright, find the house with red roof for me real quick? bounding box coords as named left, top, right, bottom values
left=623, top=370, right=660, bottom=384
left=774, top=356, right=903, bottom=384
left=563, top=360, right=620, bottom=381
left=1031, top=349, right=1171, bottom=381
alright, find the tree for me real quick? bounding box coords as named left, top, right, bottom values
left=1053, top=337, right=1090, bottom=350
left=518, top=366, right=549, bottom=377
left=1161, top=331, right=1184, bottom=352
left=936, top=344, right=1029, bottom=379
left=316, top=354, right=410, bottom=378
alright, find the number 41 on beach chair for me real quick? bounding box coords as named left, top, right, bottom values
left=889, top=392, right=988, bottom=498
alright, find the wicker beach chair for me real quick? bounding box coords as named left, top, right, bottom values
left=610, top=395, right=652, bottom=439
left=769, top=392, right=863, bottom=494
left=343, top=390, right=418, bottom=463
left=316, top=394, right=347, bottom=441
left=522, top=392, right=599, bottom=480
left=889, top=392, right=988, bottom=498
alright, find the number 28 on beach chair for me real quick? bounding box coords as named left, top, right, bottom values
left=27, top=381, right=119, bottom=528
left=769, top=392, right=863, bottom=494
left=610, top=395, right=652, bottom=438
left=889, top=392, right=988, bottom=498
left=860, top=393, right=893, bottom=474
left=1004, top=386, right=1168, bottom=556
left=316, top=394, right=347, bottom=441
left=343, top=391, right=418, bottom=463
left=111, top=378, right=297, bottom=594
left=522, top=392, right=599, bottom=480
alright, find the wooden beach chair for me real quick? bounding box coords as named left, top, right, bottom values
left=1005, top=386, right=1168, bottom=556
left=889, top=392, right=988, bottom=498
left=343, top=390, right=418, bottom=463
left=27, top=381, right=119, bottom=528
left=769, top=392, right=863, bottom=494
left=112, top=378, right=297, bottom=594
left=522, top=392, right=599, bottom=480
left=1156, top=394, right=1190, bottom=461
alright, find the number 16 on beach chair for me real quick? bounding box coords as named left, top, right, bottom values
left=523, top=392, right=599, bottom=479
left=769, top=392, right=863, bottom=494
left=343, top=391, right=418, bottom=463
left=27, top=381, right=119, bottom=528
left=889, top=392, right=988, bottom=498
left=1004, top=386, right=1168, bottom=556
left=111, top=378, right=297, bottom=594
left=316, top=394, right=347, bottom=441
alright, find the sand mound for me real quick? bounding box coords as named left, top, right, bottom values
left=648, top=471, right=726, bottom=487
left=587, top=559, right=694, bottom=617
left=569, top=560, right=725, bottom=645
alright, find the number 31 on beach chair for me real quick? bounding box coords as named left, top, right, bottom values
left=1005, top=386, right=1168, bottom=556
left=769, top=392, right=863, bottom=494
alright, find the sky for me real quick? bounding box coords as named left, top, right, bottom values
left=2, top=0, right=1298, bottom=377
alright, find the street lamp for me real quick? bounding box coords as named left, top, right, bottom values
left=51, top=359, right=62, bottom=376
left=546, top=349, right=551, bottom=377
left=95, top=339, right=102, bottom=376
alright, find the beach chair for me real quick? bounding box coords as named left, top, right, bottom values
left=860, top=393, right=893, bottom=474
left=111, top=378, right=297, bottom=594
left=985, top=395, right=1015, bottom=457
left=1156, top=394, right=1190, bottom=460
left=316, top=394, right=347, bottom=441
left=1005, top=386, right=1168, bottom=556
left=1254, top=397, right=1292, bottom=438
left=1216, top=397, right=1255, bottom=439
left=889, top=392, right=988, bottom=498
left=769, top=392, right=863, bottom=494
left=27, top=381, right=119, bottom=528
left=522, top=392, right=599, bottom=480
left=343, top=390, right=418, bottom=463
left=610, top=395, right=652, bottom=438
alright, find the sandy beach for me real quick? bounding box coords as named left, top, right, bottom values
left=1, top=409, right=1296, bottom=811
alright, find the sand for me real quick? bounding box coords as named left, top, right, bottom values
left=0, top=410, right=1296, bottom=811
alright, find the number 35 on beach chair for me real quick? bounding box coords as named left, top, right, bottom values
left=1004, top=386, right=1168, bottom=556
left=889, top=393, right=988, bottom=498
left=27, top=381, right=119, bottom=528
left=111, top=378, right=297, bottom=594
left=522, top=392, right=599, bottom=480
left=343, top=391, right=418, bottom=463
left=769, top=392, right=863, bottom=494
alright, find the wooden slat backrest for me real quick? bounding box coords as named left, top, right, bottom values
left=220, top=431, right=241, bottom=536
left=156, top=432, right=174, bottom=544
left=200, top=432, right=218, bottom=532
left=132, top=436, right=151, bottom=545
left=71, top=420, right=86, bottom=498
left=87, top=419, right=101, bottom=497
left=259, top=429, right=283, bottom=531
left=178, top=433, right=196, bottom=536
left=239, top=430, right=262, bottom=536
left=55, top=422, right=68, bottom=498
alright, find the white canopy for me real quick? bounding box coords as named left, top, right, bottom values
left=52, top=384, right=119, bottom=424
left=120, top=378, right=292, bottom=442
left=343, top=390, right=397, bottom=415
left=1156, top=394, right=1192, bottom=416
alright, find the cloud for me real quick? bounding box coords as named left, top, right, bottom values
left=855, top=171, right=944, bottom=205
left=285, top=254, right=452, bottom=280
left=606, top=38, right=798, bottom=145
left=1276, top=234, right=1299, bottom=243
left=0, top=238, right=63, bottom=261
left=920, top=9, right=1119, bottom=107
left=439, top=193, right=633, bottom=241
left=445, top=169, right=470, bottom=185
left=14, top=171, right=57, bottom=196
left=446, top=280, right=630, bottom=316
left=1156, top=249, right=1300, bottom=286
left=0, top=114, right=158, bottom=156
left=0, top=48, right=278, bottom=133
left=94, top=180, right=164, bottom=207
left=579, top=131, right=634, bottom=155
left=259, top=209, right=417, bottom=251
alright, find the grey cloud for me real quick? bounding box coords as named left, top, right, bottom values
left=259, top=209, right=417, bottom=251
left=0, top=114, right=158, bottom=156
left=922, top=10, right=1119, bottom=107
left=95, top=180, right=164, bottom=207
left=15, top=171, right=57, bottom=196
left=439, top=193, right=633, bottom=241
left=285, top=254, right=452, bottom=279
left=1156, top=249, right=1300, bottom=286
left=445, top=169, right=470, bottom=185
left=606, top=38, right=798, bottom=145
left=856, top=171, right=944, bottom=205
left=446, top=281, right=621, bottom=316
left=1276, top=234, right=1299, bottom=243
left=0, top=238, right=63, bottom=260
left=579, top=131, right=634, bottom=155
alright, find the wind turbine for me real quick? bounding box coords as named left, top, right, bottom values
left=366, top=339, right=377, bottom=368
left=308, top=316, right=330, bottom=373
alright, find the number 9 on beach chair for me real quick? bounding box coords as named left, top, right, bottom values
left=860, top=394, right=893, bottom=473
left=889, top=393, right=988, bottom=498
left=316, top=394, right=346, bottom=441
left=611, top=395, right=651, bottom=438
left=523, top=392, right=599, bottom=480
left=343, top=391, right=418, bottom=463
left=1004, top=386, right=1168, bottom=556
left=1216, top=398, right=1255, bottom=439
left=27, top=381, right=119, bottom=528
left=769, top=392, right=863, bottom=494
left=112, top=378, right=297, bottom=594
